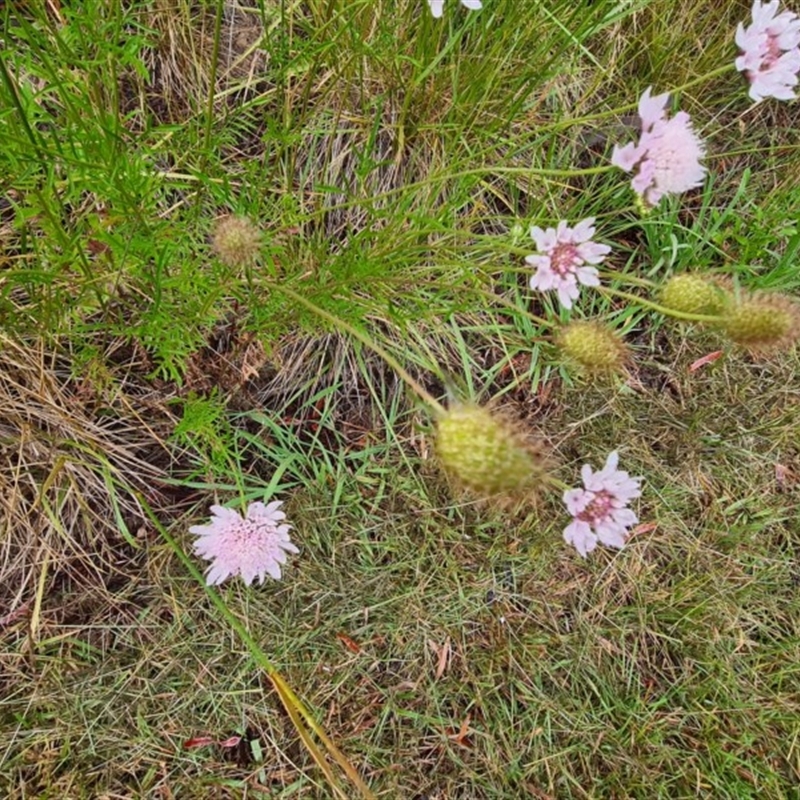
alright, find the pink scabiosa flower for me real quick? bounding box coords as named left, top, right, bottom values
left=611, top=88, right=706, bottom=207
left=526, top=217, right=610, bottom=310
left=563, top=452, right=642, bottom=558
left=735, top=1, right=800, bottom=102
left=190, top=501, right=298, bottom=586
left=427, top=0, right=482, bottom=18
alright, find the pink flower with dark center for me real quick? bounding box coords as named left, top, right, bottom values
left=526, top=218, right=610, bottom=310
left=563, top=451, right=641, bottom=558
left=611, top=88, right=706, bottom=207
left=190, top=501, right=298, bottom=586
left=427, top=0, right=482, bottom=17
left=735, top=1, right=800, bottom=102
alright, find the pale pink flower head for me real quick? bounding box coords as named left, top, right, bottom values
left=735, top=1, right=800, bottom=102
left=525, top=217, right=609, bottom=310
left=427, top=0, right=482, bottom=17
left=190, top=501, right=299, bottom=586
left=611, top=88, right=706, bottom=207
left=563, top=451, right=642, bottom=558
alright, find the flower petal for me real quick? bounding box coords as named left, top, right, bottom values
left=563, top=519, right=597, bottom=558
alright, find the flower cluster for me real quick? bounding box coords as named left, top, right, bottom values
left=190, top=501, right=298, bottom=586
left=611, top=88, right=706, bottom=208
left=563, top=452, right=642, bottom=558
left=526, top=218, right=609, bottom=309
left=185, top=2, right=800, bottom=584
left=427, top=0, right=482, bottom=18
left=736, top=0, right=800, bottom=102
left=212, top=215, right=262, bottom=267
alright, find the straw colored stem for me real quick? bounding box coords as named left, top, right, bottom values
left=140, top=498, right=376, bottom=800
left=274, top=284, right=446, bottom=416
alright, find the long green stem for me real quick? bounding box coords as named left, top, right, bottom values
left=540, top=63, right=738, bottom=133
left=201, top=0, right=224, bottom=161
left=547, top=476, right=571, bottom=492
left=140, top=498, right=376, bottom=800
left=146, top=503, right=273, bottom=666
left=599, top=287, right=723, bottom=323
left=673, top=63, right=737, bottom=95
left=273, top=284, right=447, bottom=416
left=599, top=272, right=658, bottom=289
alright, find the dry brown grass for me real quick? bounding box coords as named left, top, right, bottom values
left=131, top=0, right=271, bottom=121
left=0, top=336, right=176, bottom=697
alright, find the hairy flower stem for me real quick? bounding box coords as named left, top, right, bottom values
left=140, top=497, right=376, bottom=800
left=677, top=63, right=737, bottom=94
left=273, top=284, right=446, bottom=416
left=598, top=272, right=658, bottom=289
left=544, top=64, right=735, bottom=133
left=547, top=476, right=571, bottom=492
left=600, top=287, right=724, bottom=323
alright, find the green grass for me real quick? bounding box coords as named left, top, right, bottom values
left=2, top=0, right=800, bottom=796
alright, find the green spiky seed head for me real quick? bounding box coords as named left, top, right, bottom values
left=558, top=321, right=628, bottom=375
left=436, top=404, right=545, bottom=499
left=720, top=294, right=800, bottom=352
left=213, top=215, right=262, bottom=267
left=660, top=274, right=726, bottom=316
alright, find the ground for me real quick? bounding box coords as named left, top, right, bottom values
left=1, top=1, right=800, bottom=798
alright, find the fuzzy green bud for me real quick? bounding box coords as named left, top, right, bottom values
left=558, top=321, right=628, bottom=375
left=720, top=293, right=800, bottom=352
left=212, top=215, right=262, bottom=267
left=660, top=274, right=726, bottom=316
left=436, top=404, right=546, bottom=499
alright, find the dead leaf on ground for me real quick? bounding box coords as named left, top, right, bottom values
left=447, top=715, right=472, bottom=749
left=775, top=463, right=798, bottom=489
left=183, top=734, right=242, bottom=750
left=427, top=637, right=451, bottom=680
left=336, top=632, right=362, bottom=654
left=689, top=350, right=724, bottom=372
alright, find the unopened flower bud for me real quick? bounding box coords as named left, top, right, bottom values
left=558, top=321, right=628, bottom=375
left=436, top=404, right=546, bottom=500
left=720, top=293, right=800, bottom=352
left=660, top=274, right=726, bottom=316
left=213, top=215, right=262, bottom=267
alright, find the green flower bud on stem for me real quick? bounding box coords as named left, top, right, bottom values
left=436, top=404, right=547, bottom=501
left=558, top=321, right=628, bottom=376
left=660, top=274, right=727, bottom=316
left=720, top=293, right=800, bottom=352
